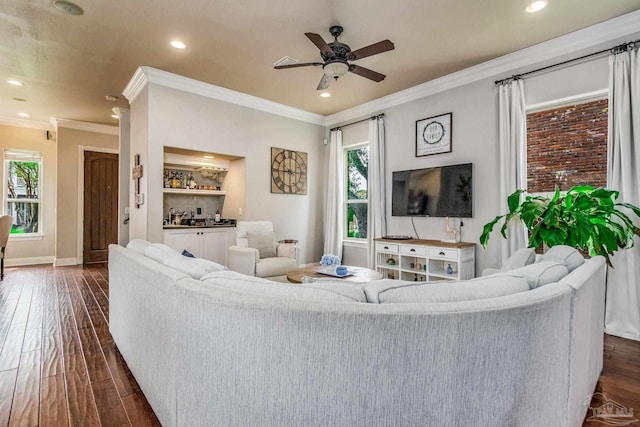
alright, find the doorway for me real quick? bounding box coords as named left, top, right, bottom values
left=83, top=151, right=119, bottom=264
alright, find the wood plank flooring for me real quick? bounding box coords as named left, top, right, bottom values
left=0, top=263, right=159, bottom=427
left=0, top=263, right=638, bottom=426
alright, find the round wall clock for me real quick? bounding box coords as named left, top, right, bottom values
left=271, top=147, right=308, bottom=195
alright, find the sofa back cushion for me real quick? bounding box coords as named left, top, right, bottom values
left=503, top=247, right=537, bottom=270
left=538, top=245, right=585, bottom=272
left=364, top=275, right=530, bottom=304
left=126, top=239, right=151, bottom=254
left=164, top=256, right=227, bottom=279
left=500, top=261, right=569, bottom=289
left=200, top=270, right=366, bottom=302
left=235, top=221, right=274, bottom=247
left=143, top=243, right=181, bottom=263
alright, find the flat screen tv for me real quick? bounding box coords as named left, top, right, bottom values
left=391, top=163, right=472, bottom=218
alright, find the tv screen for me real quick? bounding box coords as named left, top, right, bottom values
left=391, top=163, right=472, bottom=218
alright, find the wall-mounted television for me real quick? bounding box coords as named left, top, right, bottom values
left=391, top=163, right=472, bottom=218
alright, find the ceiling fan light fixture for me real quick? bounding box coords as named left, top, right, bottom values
left=323, top=61, right=349, bottom=78
left=53, top=0, right=84, bottom=15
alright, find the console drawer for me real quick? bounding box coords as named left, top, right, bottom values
left=400, top=245, right=427, bottom=256
left=376, top=243, right=398, bottom=253
left=428, top=248, right=458, bottom=260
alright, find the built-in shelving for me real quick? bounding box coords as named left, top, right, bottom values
left=162, top=188, right=226, bottom=196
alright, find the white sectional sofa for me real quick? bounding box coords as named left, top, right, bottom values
left=109, top=241, right=606, bottom=427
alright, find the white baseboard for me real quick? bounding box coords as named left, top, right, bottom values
left=5, top=256, right=55, bottom=267
left=53, top=257, right=81, bottom=267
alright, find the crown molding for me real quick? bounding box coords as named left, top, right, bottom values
left=324, top=10, right=640, bottom=127
left=0, top=116, right=53, bottom=131
left=50, top=118, right=119, bottom=135
left=122, top=66, right=325, bottom=126
left=111, top=107, right=129, bottom=118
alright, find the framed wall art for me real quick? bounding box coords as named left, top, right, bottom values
left=271, top=147, right=308, bottom=195
left=416, top=112, right=452, bottom=157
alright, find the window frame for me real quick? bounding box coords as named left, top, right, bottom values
left=4, top=150, right=44, bottom=239
left=343, top=141, right=369, bottom=241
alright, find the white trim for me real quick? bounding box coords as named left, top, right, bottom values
left=526, top=89, right=608, bottom=113
left=5, top=256, right=55, bottom=267
left=122, top=66, right=325, bottom=126
left=324, top=10, right=640, bottom=127
left=50, top=118, right=119, bottom=135
left=53, top=257, right=81, bottom=267
left=77, top=146, right=120, bottom=264
left=8, top=234, right=44, bottom=241
left=343, top=240, right=367, bottom=249
left=0, top=116, right=53, bottom=131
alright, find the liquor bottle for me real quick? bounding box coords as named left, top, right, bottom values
left=214, top=209, right=221, bottom=223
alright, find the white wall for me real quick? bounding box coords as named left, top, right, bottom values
left=129, top=83, right=326, bottom=264
left=335, top=56, right=611, bottom=275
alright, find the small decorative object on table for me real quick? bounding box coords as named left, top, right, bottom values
left=447, top=264, right=453, bottom=275
left=335, top=266, right=348, bottom=276
left=386, top=257, right=396, bottom=265
left=320, top=254, right=341, bottom=267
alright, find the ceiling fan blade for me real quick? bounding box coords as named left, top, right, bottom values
left=349, top=65, right=386, bottom=82
left=317, top=74, right=331, bottom=90
left=274, top=62, right=323, bottom=69
left=347, top=40, right=394, bottom=60
left=305, top=33, right=335, bottom=57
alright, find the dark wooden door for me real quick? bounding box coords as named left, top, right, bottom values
left=84, top=151, right=119, bottom=264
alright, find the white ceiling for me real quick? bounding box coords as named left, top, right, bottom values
left=1, top=0, right=640, bottom=126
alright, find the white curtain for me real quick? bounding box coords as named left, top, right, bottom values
left=605, top=46, right=640, bottom=341
left=367, top=116, right=387, bottom=269
left=498, top=79, right=528, bottom=264
left=324, top=130, right=344, bottom=259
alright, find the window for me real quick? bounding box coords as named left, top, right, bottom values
left=527, top=98, right=608, bottom=193
left=4, top=150, right=42, bottom=235
left=345, top=143, right=368, bottom=239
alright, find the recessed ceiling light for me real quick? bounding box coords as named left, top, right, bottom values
left=53, top=0, right=84, bottom=15
left=526, top=0, right=547, bottom=12
left=18, top=112, right=30, bottom=117
left=111, top=114, right=119, bottom=119
left=203, top=155, right=214, bottom=159
left=7, top=79, right=23, bottom=86
left=320, top=92, right=331, bottom=98
left=105, top=95, right=118, bottom=102
left=170, top=40, right=186, bottom=49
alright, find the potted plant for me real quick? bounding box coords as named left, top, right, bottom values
left=480, top=186, right=640, bottom=266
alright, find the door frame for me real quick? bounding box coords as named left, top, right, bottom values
left=77, top=145, right=120, bottom=264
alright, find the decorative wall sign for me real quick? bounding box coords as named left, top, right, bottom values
left=416, top=112, right=452, bottom=157
left=132, top=154, right=144, bottom=208
left=271, top=147, right=308, bottom=195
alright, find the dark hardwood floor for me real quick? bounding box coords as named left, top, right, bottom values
left=0, top=264, right=638, bottom=426
left=0, top=263, right=159, bottom=427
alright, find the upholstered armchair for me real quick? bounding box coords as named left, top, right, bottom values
left=227, top=221, right=300, bottom=279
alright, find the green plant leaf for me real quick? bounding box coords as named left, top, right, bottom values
left=507, top=190, right=525, bottom=213
left=479, top=215, right=504, bottom=248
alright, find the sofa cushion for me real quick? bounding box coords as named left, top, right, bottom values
left=538, top=245, right=585, bottom=272
left=500, top=261, right=569, bottom=289
left=164, top=256, right=227, bottom=280
left=247, top=231, right=277, bottom=259
left=200, top=270, right=366, bottom=302
left=364, top=275, right=530, bottom=304
left=143, top=243, right=181, bottom=263
left=503, top=247, right=537, bottom=270
left=126, top=239, right=151, bottom=254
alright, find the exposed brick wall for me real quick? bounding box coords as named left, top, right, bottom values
left=527, top=99, right=608, bottom=192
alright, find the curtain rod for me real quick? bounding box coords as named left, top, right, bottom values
left=495, top=39, right=638, bottom=85
left=330, top=113, right=385, bottom=132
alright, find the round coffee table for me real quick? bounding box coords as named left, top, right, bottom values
left=287, top=265, right=383, bottom=284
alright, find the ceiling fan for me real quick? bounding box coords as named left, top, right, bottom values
left=274, top=25, right=394, bottom=90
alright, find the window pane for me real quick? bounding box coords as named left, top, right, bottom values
left=347, top=203, right=367, bottom=239
left=7, top=161, right=40, bottom=199
left=347, top=147, right=368, bottom=200
left=8, top=201, right=39, bottom=234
